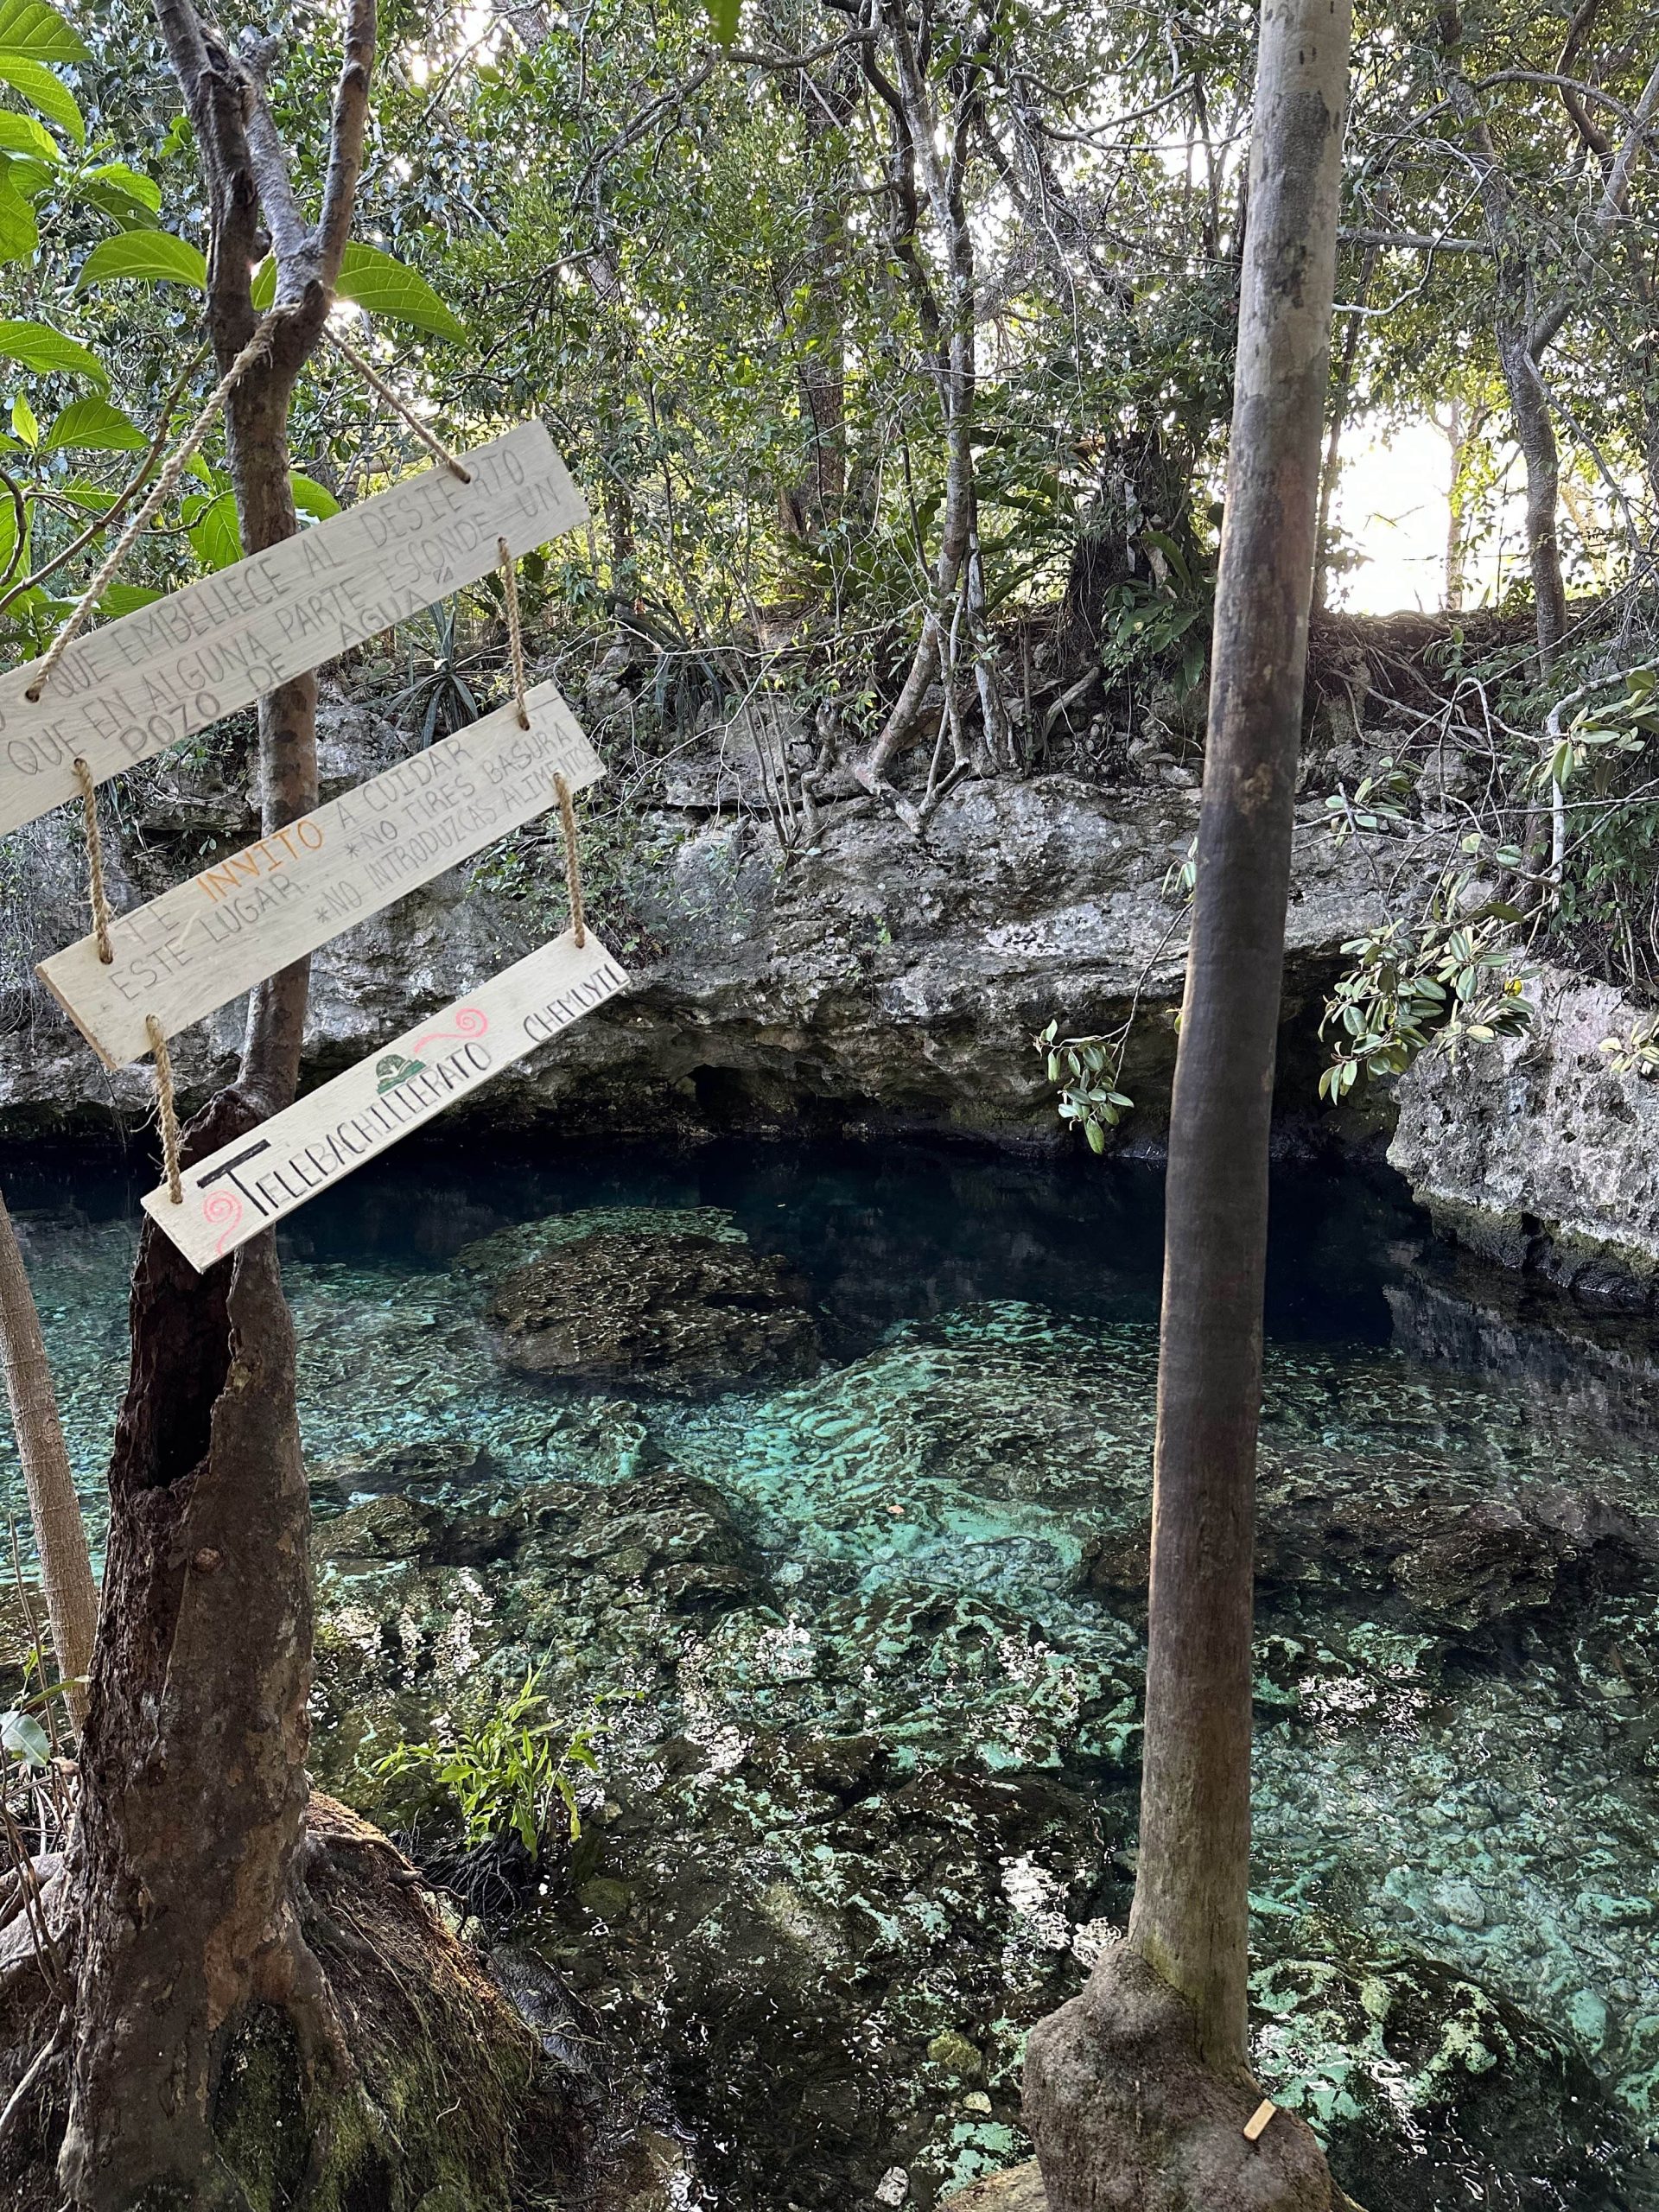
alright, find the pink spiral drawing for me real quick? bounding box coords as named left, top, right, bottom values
left=203, top=1187, right=243, bottom=1257
left=410, top=1006, right=488, bottom=1055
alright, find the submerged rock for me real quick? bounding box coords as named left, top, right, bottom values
left=1251, top=1928, right=1643, bottom=2211
left=1089, top=1478, right=1659, bottom=1641
left=486, top=1231, right=823, bottom=1396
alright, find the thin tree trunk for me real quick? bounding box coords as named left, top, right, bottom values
left=0, top=1191, right=97, bottom=1722
left=1129, top=0, right=1353, bottom=2073
left=1439, top=9, right=1659, bottom=671
left=855, top=0, right=983, bottom=794
left=1312, top=238, right=1379, bottom=612
left=1024, top=12, right=1354, bottom=2204
left=61, top=6, right=375, bottom=2201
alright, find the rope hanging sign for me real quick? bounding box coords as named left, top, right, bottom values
left=18, top=327, right=623, bottom=1250
left=143, top=928, right=629, bottom=1270
left=0, top=421, right=583, bottom=839
left=37, top=680, right=604, bottom=1069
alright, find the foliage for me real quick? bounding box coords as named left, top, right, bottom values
left=1599, top=1017, right=1659, bottom=1078
left=1319, top=886, right=1533, bottom=1103
left=373, top=1672, right=621, bottom=1863
left=394, top=598, right=481, bottom=747
left=1323, top=757, right=1411, bottom=845
left=1035, top=1018, right=1133, bottom=1154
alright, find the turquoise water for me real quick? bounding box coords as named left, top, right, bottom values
left=3, top=1138, right=1656, bottom=2209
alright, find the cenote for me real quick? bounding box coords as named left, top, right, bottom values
left=5, top=1136, right=1657, bottom=2212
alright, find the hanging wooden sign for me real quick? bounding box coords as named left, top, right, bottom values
left=37, top=679, right=602, bottom=1069
left=142, top=927, right=629, bottom=1269
left=0, top=422, right=585, bottom=838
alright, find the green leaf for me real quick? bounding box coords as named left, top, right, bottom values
left=0, top=53, right=84, bottom=143
left=99, top=581, right=161, bottom=614
left=79, top=160, right=162, bottom=226
left=336, top=241, right=466, bottom=340
left=44, top=395, right=144, bottom=451
left=0, top=0, right=89, bottom=60
left=187, top=489, right=241, bottom=571
left=290, top=470, right=340, bottom=520
left=706, top=0, right=740, bottom=48
left=0, top=318, right=106, bottom=383
left=0, top=165, right=36, bottom=261
left=0, top=108, right=55, bottom=160
left=79, top=230, right=205, bottom=290
left=1, top=1708, right=49, bottom=1765
left=8, top=388, right=35, bottom=445
left=250, top=254, right=276, bottom=309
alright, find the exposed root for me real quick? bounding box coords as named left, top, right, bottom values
left=0, top=1796, right=600, bottom=2212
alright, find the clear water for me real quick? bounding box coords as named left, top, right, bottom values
left=3, top=1136, right=1657, bottom=2210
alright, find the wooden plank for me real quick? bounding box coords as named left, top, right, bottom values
left=1243, top=2100, right=1277, bottom=2144
left=142, top=928, right=630, bottom=1269
left=0, top=422, right=584, bottom=837
left=37, top=679, right=603, bottom=1069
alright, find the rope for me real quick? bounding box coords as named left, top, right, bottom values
left=72, top=758, right=114, bottom=966
left=26, top=314, right=291, bottom=705
left=144, top=1016, right=183, bottom=1206
left=554, top=772, right=587, bottom=949
left=321, top=326, right=471, bottom=482
left=498, top=536, right=530, bottom=729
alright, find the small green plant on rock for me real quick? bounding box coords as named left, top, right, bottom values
left=374, top=1674, right=613, bottom=1861
left=1599, top=1017, right=1659, bottom=1077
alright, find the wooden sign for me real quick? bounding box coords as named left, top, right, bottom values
left=142, top=927, right=630, bottom=1269
left=38, top=679, right=602, bottom=1069
left=0, top=422, right=585, bottom=838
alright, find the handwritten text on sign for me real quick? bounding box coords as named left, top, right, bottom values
left=143, top=929, right=629, bottom=1271
left=0, top=422, right=585, bottom=838
left=37, top=680, right=602, bottom=1068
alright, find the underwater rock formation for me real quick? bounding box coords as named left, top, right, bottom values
left=481, top=1230, right=823, bottom=1395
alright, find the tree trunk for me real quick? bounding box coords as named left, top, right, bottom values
left=855, top=1, right=985, bottom=795
left=1500, top=323, right=1568, bottom=664
left=1128, top=0, right=1352, bottom=2074
left=60, top=6, right=375, bottom=2202
left=0, top=1191, right=97, bottom=1723
left=1026, top=3, right=1354, bottom=2203
left=1311, top=239, right=1379, bottom=613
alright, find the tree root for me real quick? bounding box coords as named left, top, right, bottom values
left=1024, top=1942, right=1351, bottom=2212
left=0, top=1796, right=597, bottom=2212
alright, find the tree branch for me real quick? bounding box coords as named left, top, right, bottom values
left=1529, top=55, right=1659, bottom=359
left=317, top=0, right=376, bottom=286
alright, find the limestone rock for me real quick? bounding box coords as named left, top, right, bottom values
left=0, top=703, right=1408, bottom=1148
left=486, top=1230, right=823, bottom=1395
left=941, top=2164, right=1048, bottom=2210
left=1390, top=960, right=1659, bottom=1301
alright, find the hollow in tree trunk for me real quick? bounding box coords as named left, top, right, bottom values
left=1024, top=3, right=1358, bottom=2206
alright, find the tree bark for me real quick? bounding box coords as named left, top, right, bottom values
left=1027, top=18, right=1354, bottom=2197
left=1133, top=0, right=1352, bottom=2075
left=60, top=6, right=375, bottom=2202
left=0, top=1192, right=97, bottom=1723
left=855, top=0, right=986, bottom=795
